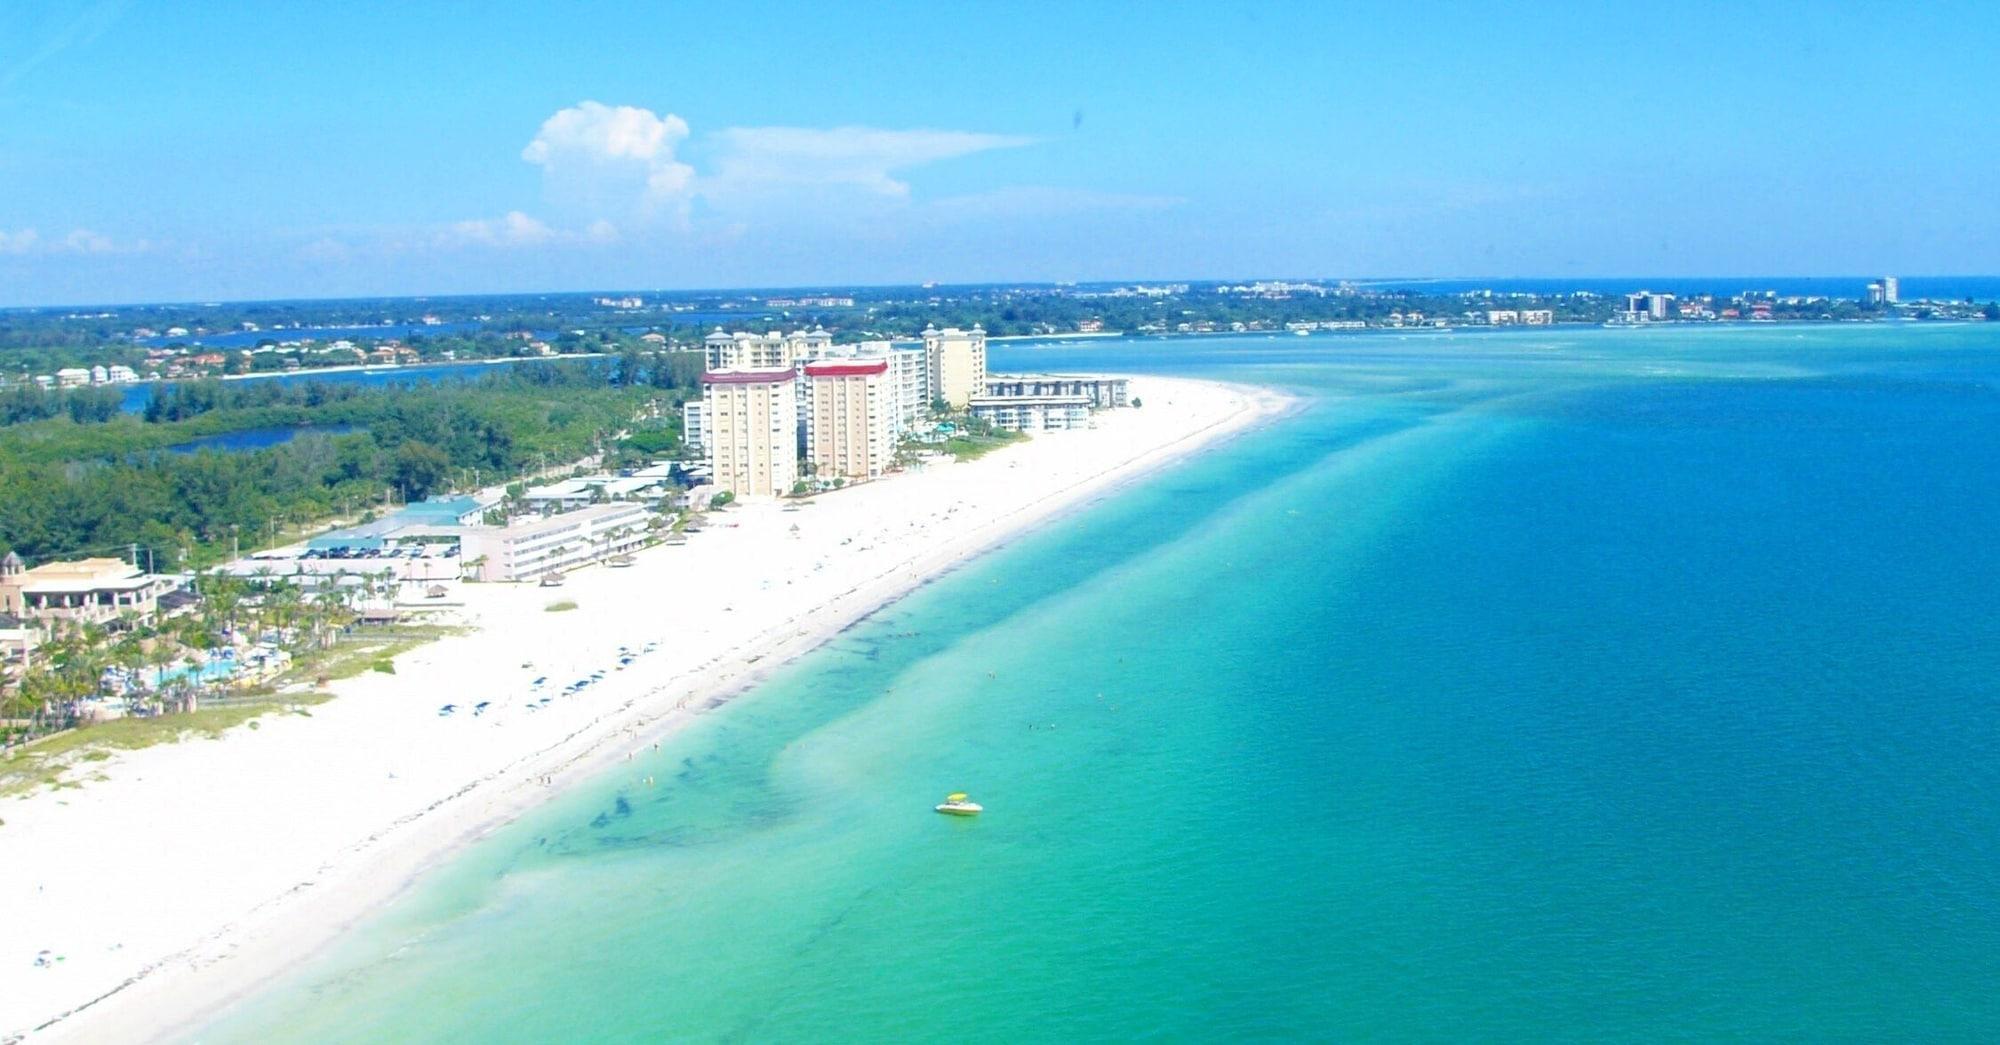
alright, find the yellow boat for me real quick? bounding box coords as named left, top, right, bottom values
left=934, top=792, right=983, bottom=816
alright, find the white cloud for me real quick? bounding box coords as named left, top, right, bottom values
left=510, top=104, right=1032, bottom=228
left=409, top=104, right=1051, bottom=256
left=703, top=126, right=1032, bottom=199
left=926, top=186, right=1184, bottom=219
left=433, top=211, right=621, bottom=251
left=0, top=228, right=39, bottom=254
left=446, top=210, right=557, bottom=248
left=0, top=226, right=150, bottom=255
left=61, top=228, right=118, bottom=253
left=521, top=101, right=695, bottom=221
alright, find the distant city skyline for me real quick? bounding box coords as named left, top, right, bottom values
left=3, top=1, right=1998, bottom=307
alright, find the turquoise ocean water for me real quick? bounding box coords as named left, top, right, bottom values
left=209, top=324, right=2000, bottom=1041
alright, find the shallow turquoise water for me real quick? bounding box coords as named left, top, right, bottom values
left=211, top=325, right=2000, bottom=1041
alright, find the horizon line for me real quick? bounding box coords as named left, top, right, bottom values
left=5, top=273, right=1994, bottom=314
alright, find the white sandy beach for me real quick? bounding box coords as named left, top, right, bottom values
left=0, top=376, right=1289, bottom=1042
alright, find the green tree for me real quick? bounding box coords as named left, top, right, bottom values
left=392, top=441, right=452, bottom=501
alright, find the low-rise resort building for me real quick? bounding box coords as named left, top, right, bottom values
left=0, top=553, right=180, bottom=628
left=981, top=374, right=1130, bottom=409
left=458, top=503, right=653, bottom=583
left=968, top=393, right=1094, bottom=432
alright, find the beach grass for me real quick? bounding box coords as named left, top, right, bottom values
left=1, top=697, right=332, bottom=801
left=288, top=625, right=462, bottom=684
left=545, top=599, right=578, bottom=612
left=2, top=625, right=457, bottom=802
left=942, top=430, right=1028, bottom=461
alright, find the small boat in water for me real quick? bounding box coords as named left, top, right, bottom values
left=935, top=792, right=983, bottom=816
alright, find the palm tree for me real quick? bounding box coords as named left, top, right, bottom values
left=145, top=639, right=180, bottom=707
left=267, top=582, right=303, bottom=643
left=110, top=633, right=147, bottom=711
left=205, top=576, right=243, bottom=642
left=11, top=667, right=60, bottom=740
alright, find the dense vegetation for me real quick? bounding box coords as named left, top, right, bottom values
left=8, top=284, right=1994, bottom=378
left=0, top=383, right=126, bottom=425
left=0, top=355, right=700, bottom=568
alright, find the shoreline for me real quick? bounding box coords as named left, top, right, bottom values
left=211, top=353, right=607, bottom=383
left=4, top=375, right=1296, bottom=1043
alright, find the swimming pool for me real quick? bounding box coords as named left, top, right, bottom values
left=156, top=657, right=238, bottom=687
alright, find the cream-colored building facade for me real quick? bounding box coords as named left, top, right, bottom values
left=702, top=327, right=834, bottom=370
left=923, top=325, right=987, bottom=409
left=703, top=368, right=800, bottom=498
left=0, top=553, right=177, bottom=627
left=804, top=359, right=894, bottom=481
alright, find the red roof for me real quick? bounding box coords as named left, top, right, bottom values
left=804, top=360, right=889, bottom=377
left=701, top=368, right=796, bottom=384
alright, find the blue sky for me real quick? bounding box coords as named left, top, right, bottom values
left=2, top=1, right=1996, bottom=305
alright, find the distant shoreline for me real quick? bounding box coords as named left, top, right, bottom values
left=988, top=332, right=1127, bottom=342
left=204, top=353, right=608, bottom=384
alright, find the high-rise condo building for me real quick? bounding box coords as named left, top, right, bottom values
left=923, top=324, right=987, bottom=409
left=804, top=359, right=895, bottom=481
left=701, top=326, right=835, bottom=370
left=702, top=368, right=800, bottom=498
left=681, top=400, right=708, bottom=451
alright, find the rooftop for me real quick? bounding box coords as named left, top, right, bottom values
left=804, top=360, right=889, bottom=377
left=11, top=558, right=169, bottom=595
left=398, top=494, right=492, bottom=524
left=702, top=368, right=797, bottom=385
left=479, top=501, right=651, bottom=539
left=968, top=393, right=1092, bottom=407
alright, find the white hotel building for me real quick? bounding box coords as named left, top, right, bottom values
left=459, top=502, right=651, bottom=583
left=806, top=339, right=928, bottom=435
left=968, top=393, right=1093, bottom=432
left=702, top=327, right=833, bottom=369
left=682, top=399, right=708, bottom=451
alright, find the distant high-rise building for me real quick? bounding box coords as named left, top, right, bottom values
left=838, top=341, right=931, bottom=433
left=702, top=368, right=800, bottom=499
left=923, top=325, right=987, bottom=408
left=1623, top=291, right=1675, bottom=321
left=885, top=345, right=929, bottom=431
left=1881, top=276, right=1899, bottom=304
left=682, top=400, right=707, bottom=451
left=701, top=326, right=835, bottom=369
